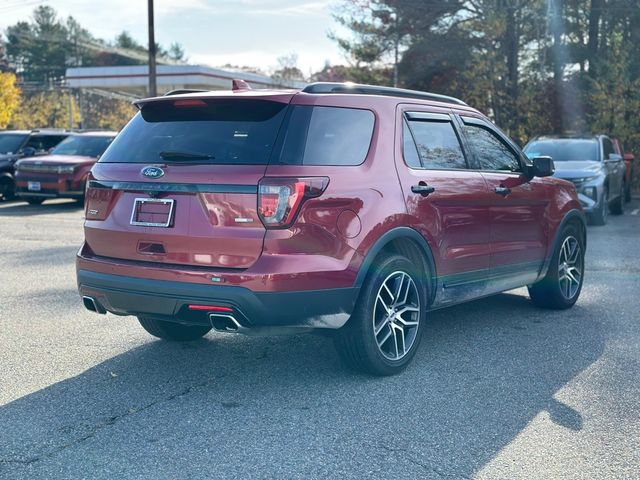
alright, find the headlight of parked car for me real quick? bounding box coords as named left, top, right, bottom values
left=581, top=186, right=597, bottom=200
left=57, top=165, right=76, bottom=174
left=573, top=175, right=600, bottom=184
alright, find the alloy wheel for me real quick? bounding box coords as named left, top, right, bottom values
left=558, top=236, right=582, bottom=300
left=373, top=271, right=421, bottom=360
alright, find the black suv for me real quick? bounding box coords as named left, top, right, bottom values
left=0, top=130, right=71, bottom=200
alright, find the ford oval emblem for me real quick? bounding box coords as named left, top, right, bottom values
left=141, top=166, right=164, bottom=179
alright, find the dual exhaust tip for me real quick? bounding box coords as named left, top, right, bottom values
left=82, top=296, right=106, bottom=314
left=208, top=313, right=245, bottom=333
left=82, top=295, right=246, bottom=334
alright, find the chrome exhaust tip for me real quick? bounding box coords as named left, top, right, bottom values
left=209, top=313, right=243, bottom=333
left=82, top=296, right=106, bottom=314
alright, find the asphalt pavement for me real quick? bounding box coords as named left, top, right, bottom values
left=0, top=198, right=639, bottom=479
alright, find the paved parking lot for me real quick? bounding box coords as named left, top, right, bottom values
left=0, top=198, right=639, bottom=479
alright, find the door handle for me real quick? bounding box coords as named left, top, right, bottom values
left=411, top=184, right=436, bottom=196
left=494, top=186, right=512, bottom=197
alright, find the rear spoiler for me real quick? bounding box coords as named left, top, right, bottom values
left=134, top=80, right=296, bottom=109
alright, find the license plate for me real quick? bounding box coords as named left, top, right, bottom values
left=28, top=181, right=41, bottom=191
left=130, top=198, right=175, bottom=227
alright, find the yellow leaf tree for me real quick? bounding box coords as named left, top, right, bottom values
left=9, top=90, right=80, bottom=130
left=0, top=72, right=21, bottom=129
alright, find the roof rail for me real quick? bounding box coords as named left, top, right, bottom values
left=163, top=89, right=210, bottom=96
left=301, top=82, right=467, bottom=106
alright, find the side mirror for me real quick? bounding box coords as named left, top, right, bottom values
left=607, top=153, right=623, bottom=162
left=528, top=156, right=555, bottom=178
left=21, top=146, right=36, bottom=157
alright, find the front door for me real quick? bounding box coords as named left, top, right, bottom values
left=458, top=116, right=550, bottom=292
left=394, top=107, right=494, bottom=307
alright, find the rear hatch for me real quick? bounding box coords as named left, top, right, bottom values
left=84, top=94, right=293, bottom=269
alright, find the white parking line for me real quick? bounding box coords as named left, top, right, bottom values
left=632, top=209, right=639, bottom=216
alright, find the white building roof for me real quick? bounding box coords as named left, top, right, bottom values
left=65, top=64, right=306, bottom=97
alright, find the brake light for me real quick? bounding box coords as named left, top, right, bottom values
left=188, top=305, right=233, bottom=312
left=84, top=176, right=116, bottom=221
left=257, top=177, right=328, bottom=228
left=173, top=99, right=207, bottom=107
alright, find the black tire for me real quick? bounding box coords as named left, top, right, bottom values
left=528, top=223, right=585, bottom=310
left=333, top=254, right=428, bottom=376
left=0, top=177, right=15, bottom=200
left=25, top=197, right=45, bottom=205
left=588, top=187, right=608, bottom=226
left=610, top=183, right=624, bottom=215
left=624, top=180, right=631, bottom=203
left=137, top=316, right=211, bottom=341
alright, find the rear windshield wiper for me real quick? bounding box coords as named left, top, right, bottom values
left=159, top=150, right=215, bottom=160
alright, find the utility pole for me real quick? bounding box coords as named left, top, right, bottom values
left=392, top=10, right=399, bottom=88
left=148, top=0, right=157, bottom=97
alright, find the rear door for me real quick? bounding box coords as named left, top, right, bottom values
left=458, top=116, right=549, bottom=289
left=394, top=106, right=493, bottom=306
left=84, top=95, right=291, bottom=269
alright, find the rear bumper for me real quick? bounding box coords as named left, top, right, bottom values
left=77, top=269, right=359, bottom=329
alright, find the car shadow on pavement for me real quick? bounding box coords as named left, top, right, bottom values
left=0, top=199, right=83, bottom=217
left=0, top=291, right=604, bottom=479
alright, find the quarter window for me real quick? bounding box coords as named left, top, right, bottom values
left=463, top=124, right=521, bottom=172
left=278, top=106, right=374, bottom=166
left=602, top=138, right=614, bottom=160
left=404, top=118, right=466, bottom=169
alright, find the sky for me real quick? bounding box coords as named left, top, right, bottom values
left=0, top=0, right=347, bottom=75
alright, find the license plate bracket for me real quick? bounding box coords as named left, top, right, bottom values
left=130, top=198, right=175, bottom=227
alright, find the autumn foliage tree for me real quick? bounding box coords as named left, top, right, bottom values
left=0, top=72, right=20, bottom=129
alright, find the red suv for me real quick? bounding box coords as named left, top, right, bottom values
left=15, top=132, right=116, bottom=205
left=77, top=82, right=586, bottom=375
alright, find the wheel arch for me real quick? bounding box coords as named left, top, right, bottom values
left=539, top=208, right=587, bottom=280
left=354, top=227, right=437, bottom=306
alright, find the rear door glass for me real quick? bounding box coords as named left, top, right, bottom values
left=405, top=117, right=466, bottom=169
left=99, top=99, right=288, bottom=165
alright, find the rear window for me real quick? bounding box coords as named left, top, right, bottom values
left=99, top=99, right=288, bottom=165
left=52, top=135, right=115, bottom=158
left=276, top=106, right=374, bottom=166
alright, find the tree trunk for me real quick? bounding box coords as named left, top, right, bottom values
left=587, top=0, right=602, bottom=76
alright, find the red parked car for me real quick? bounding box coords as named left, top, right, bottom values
left=15, top=131, right=116, bottom=205
left=77, top=82, right=586, bottom=375
left=612, top=138, right=635, bottom=202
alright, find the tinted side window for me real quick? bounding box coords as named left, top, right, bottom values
left=463, top=125, right=520, bottom=172
left=602, top=138, right=613, bottom=159
left=406, top=119, right=466, bottom=169
left=27, top=135, right=67, bottom=152
left=279, top=106, right=374, bottom=166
